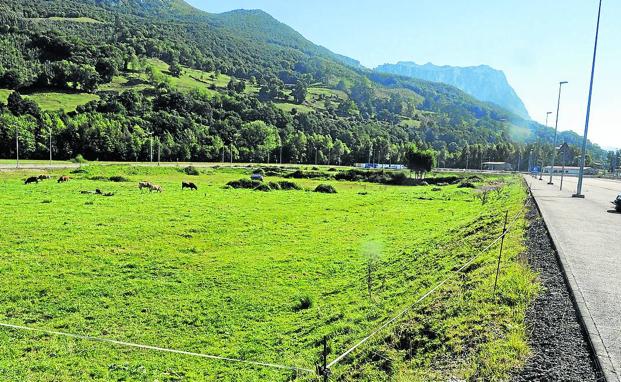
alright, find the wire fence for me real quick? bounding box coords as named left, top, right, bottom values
left=326, top=199, right=530, bottom=371
left=0, top=322, right=315, bottom=375
left=0, top=198, right=532, bottom=380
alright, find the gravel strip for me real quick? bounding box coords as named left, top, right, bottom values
left=512, top=204, right=604, bottom=382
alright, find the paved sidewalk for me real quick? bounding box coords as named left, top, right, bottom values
left=525, top=175, right=621, bottom=381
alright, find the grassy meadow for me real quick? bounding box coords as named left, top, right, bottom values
left=0, top=165, right=537, bottom=381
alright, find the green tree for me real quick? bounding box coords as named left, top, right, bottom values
left=405, top=144, right=436, bottom=179
left=239, top=121, right=279, bottom=163
left=292, top=80, right=308, bottom=104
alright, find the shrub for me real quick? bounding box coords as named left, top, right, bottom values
left=226, top=179, right=261, bottom=189
left=109, top=176, right=129, bottom=182
left=315, top=184, right=337, bottom=194
left=254, top=184, right=272, bottom=192
left=252, top=168, right=265, bottom=176
left=88, top=176, right=108, bottom=181
left=70, top=168, right=88, bottom=174
left=458, top=182, right=476, bottom=189
left=328, top=167, right=337, bottom=172
left=71, top=154, right=88, bottom=164
left=467, top=175, right=484, bottom=183
left=184, top=166, right=200, bottom=176
left=278, top=181, right=302, bottom=190
left=388, top=171, right=408, bottom=185
left=268, top=182, right=282, bottom=190
left=285, top=170, right=327, bottom=179
left=293, top=295, right=313, bottom=311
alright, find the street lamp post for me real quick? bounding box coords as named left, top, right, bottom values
left=548, top=82, right=568, bottom=184
left=574, top=0, right=603, bottom=198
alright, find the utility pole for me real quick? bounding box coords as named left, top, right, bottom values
left=49, top=128, right=53, bottom=166
left=150, top=135, right=153, bottom=163
left=15, top=126, right=19, bottom=169
left=157, top=138, right=161, bottom=166
left=230, top=142, right=233, bottom=166
left=574, top=0, right=603, bottom=199
left=549, top=81, right=568, bottom=184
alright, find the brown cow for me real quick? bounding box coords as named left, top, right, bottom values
left=138, top=181, right=153, bottom=191
left=57, top=176, right=70, bottom=183
left=182, top=181, right=198, bottom=190
left=24, top=176, right=39, bottom=185
left=149, top=184, right=162, bottom=193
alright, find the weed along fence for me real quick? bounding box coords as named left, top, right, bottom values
left=0, top=196, right=530, bottom=381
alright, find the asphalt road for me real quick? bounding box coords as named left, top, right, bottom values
left=525, top=175, right=621, bottom=381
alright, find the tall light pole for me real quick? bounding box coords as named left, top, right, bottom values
left=574, top=0, right=603, bottom=199
left=149, top=134, right=153, bottom=163
left=548, top=81, right=568, bottom=184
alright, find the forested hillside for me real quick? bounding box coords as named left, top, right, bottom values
left=0, top=0, right=606, bottom=167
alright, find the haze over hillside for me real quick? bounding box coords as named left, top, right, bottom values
left=375, top=62, right=531, bottom=120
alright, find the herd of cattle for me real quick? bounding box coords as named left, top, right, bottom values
left=24, top=175, right=198, bottom=193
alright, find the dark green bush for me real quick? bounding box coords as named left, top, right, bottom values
left=293, top=296, right=313, bottom=311
left=268, top=182, right=282, bottom=190
left=278, top=181, right=302, bottom=190
left=285, top=170, right=328, bottom=179
left=71, top=154, right=88, bottom=164
left=314, top=184, right=337, bottom=194
left=109, top=176, right=129, bottom=182
left=458, top=182, right=476, bottom=189
left=184, top=166, right=200, bottom=176
left=226, top=179, right=261, bottom=189
left=254, top=184, right=272, bottom=192
left=252, top=168, right=265, bottom=176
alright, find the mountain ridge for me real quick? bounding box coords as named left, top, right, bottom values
left=375, top=61, right=531, bottom=120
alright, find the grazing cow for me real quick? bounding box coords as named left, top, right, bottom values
left=57, top=176, right=70, bottom=183
left=149, top=184, right=162, bottom=193
left=37, top=174, right=51, bottom=181
left=24, top=176, right=39, bottom=185
left=182, top=181, right=198, bottom=190
left=138, top=181, right=153, bottom=191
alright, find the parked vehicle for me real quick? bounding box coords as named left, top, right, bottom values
left=612, top=194, right=621, bottom=213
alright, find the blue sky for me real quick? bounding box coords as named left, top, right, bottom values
left=187, top=0, right=620, bottom=149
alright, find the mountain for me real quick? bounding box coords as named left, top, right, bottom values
left=0, top=0, right=605, bottom=167
left=375, top=62, right=531, bottom=120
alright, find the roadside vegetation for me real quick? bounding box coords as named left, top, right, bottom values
left=0, top=165, right=536, bottom=381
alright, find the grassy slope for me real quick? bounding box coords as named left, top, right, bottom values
left=0, top=58, right=388, bottom=118
left=0, top=166, right=535, bottom=381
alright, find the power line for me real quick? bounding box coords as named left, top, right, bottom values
left=0, top=322, right=314, bottom=374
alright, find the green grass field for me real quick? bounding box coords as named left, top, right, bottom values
left=0, top=89, right=99, bottom=112
left=0, top=167, right=535, bottom=381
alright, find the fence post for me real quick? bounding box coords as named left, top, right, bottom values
left=493, top=211, right=509, bottom=295
left=316, top=337, right=331, bottom=381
